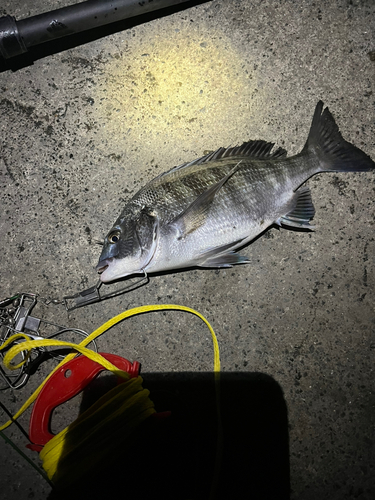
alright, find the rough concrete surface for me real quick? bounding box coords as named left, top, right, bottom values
left=0, top=0, right=374, bottom=499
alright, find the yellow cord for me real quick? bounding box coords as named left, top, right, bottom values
left=0, top=304, right=221, bottom=488
left=41, top=377, right=155, bottom=484
left=0, top=304, right=220, bottom=431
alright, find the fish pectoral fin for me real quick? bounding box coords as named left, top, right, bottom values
left=277, top=186, right=316, bottom=229
left=197, top=240, right=250, bottom=268
left=168, top=162, right=242, bottom=238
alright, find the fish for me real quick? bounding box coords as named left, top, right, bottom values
left=96, top=101, right=375, bottom=283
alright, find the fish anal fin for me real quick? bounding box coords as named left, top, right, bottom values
left=196, top=239, right=249, bottom=268
left=200, top=252, right=250, bottom=268
left=169, top=162, right=242, bottom=238
left=278, top=186, right=316, bottom=229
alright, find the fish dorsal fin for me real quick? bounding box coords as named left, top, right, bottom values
left=202, top=141, right=288, bottom=162
left=186, top=141, right=287, bottom=166
left=160, top=141, right=287, bottom=179
left=169, top=162, right=242, bottom=238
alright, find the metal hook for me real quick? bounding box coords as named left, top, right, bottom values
left=0, top=292, right=96, bottom=390
left=63, top=271, right=149, bottom=311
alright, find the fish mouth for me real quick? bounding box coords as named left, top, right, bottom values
left=96, top=258, right=112, bottom=275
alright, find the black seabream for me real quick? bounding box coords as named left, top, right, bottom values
left=96, top=101, right=375, bottom=283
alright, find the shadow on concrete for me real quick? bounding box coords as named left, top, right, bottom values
left=48, top=371, right=290, bottom=500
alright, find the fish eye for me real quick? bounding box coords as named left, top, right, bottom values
left=108, top=231, right=121, bottom=244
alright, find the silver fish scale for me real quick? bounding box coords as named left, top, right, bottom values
left=120, top=156, right=310, bottom=275
left=133, top=157, right=302, bottom=226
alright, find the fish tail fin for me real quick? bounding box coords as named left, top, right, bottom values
left=303, top=101, right=375, bottom=173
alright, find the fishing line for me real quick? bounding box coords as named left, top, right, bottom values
left=0, top=429, right=53, bottom=487
left=0, top=400, right=30, bottom=441
left=0, top=304, right=221, bottom=496
left=0, top=292, right=98, bottom=389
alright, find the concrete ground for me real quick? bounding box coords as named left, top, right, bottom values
left=0, top=0, right=374, bottom=498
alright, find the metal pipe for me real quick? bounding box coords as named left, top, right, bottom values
left=0, top=0, right=193, bottom=60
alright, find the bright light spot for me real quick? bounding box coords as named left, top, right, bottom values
left=94, top=26, right=260, bottom=152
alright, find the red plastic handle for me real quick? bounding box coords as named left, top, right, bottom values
left=27, top=353, right=140, bottom=451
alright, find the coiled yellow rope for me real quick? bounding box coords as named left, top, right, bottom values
left=0, top=304, right=221, bottom=489
left=41, top=376, right=155, bottom=485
